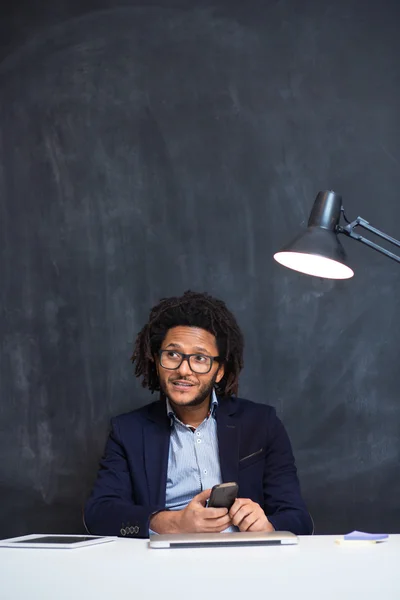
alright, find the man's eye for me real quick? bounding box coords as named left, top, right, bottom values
left=167, top=351, right=180, bottom=359
left=193, top=355, right=207, bottom=363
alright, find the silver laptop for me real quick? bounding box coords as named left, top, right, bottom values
left=149, top=530, right=298, bottom=548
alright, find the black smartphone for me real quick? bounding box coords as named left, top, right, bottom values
left=207, top=482, right=238, bottom=509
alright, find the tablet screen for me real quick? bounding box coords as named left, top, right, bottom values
left=0, top=534, right=114, bottom=549
left=14, top=536, right=102, bottom=544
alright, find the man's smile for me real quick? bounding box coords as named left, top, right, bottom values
left=171, top=380, right=196, bottom=390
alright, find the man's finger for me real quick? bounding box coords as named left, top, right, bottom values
left=231, top=505, right=253, bottom=527
left=214, top=514, right=232, bottom=527
left=229, top=498, right=250, bottom=518
left=203, top=507, right=228, bottom=520
left=238, top=513, right=259, bottom=532
left=193, top=489, right=212, bottom=505
left=248, top=518, right=264, bottom=532
left=205, top=516, right=232, bottom=532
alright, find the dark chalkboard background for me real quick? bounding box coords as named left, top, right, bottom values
left=1, top=0, right=400, bottom=537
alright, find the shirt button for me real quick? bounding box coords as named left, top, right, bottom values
left=196, top=432, right=201, bottom=436
left=197, top=439, right=201, bottom=444
left=204, top=470, right=207, bottom=475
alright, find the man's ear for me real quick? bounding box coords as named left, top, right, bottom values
left=215, top=363, right=225, bottom=384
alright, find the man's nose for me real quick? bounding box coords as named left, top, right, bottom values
left=177, top=357, right=193, bottom=376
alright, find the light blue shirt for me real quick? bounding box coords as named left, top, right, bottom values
left=165, top=390, right=223, bottom=510
left=150, top=390, right=235, bottom=533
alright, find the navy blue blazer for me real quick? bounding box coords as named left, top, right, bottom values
left=84, top=396, right=313, bottom=538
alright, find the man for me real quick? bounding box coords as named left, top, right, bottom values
left=84, top=291, right=313, bottom=538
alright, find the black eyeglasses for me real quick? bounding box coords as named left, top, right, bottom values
left=158, top=350, right=220, bottom=374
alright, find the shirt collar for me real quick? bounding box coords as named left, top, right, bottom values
left=166, top=389, right=219, bottom=425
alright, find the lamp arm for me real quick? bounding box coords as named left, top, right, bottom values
left=337, top=216, right=400, bottom=264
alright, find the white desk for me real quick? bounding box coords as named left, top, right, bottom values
left=1, top=535, right=399, bottom=600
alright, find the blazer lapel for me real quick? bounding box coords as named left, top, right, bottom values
left=144, top=400, right=171, bottom=507
left=216, top=397, right=240, bottom=485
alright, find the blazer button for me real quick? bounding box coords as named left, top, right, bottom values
left=120, top=528, right=126, bottom=536
left=129, top=527, right=134, bottom=535
left=134, top=526, right=139, bottom=534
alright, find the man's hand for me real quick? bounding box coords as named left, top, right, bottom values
left=229, top=498, right=275, bottom=532
left=178, top=489, right=232, bottom=533
left=149, top=489, right=232, bottom=534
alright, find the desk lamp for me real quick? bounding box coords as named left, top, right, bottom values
left=273, top=190, right=400, bottom=279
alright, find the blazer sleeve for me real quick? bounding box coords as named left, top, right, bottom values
left=84, top=419, right=163, bottom=539
left=263, top=408, right=313, bottom=535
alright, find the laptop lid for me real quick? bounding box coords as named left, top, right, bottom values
left=149, top=530, right=298, bottom=549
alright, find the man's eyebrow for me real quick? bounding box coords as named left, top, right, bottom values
left=192, top=346, right=211, bottom=354
left=165, top=343, right=211, bottom=354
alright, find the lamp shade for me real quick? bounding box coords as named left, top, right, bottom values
left=273, top=190, right=354, bottom=279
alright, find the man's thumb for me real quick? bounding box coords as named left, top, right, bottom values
left=194, top=488, right=212, bottom=505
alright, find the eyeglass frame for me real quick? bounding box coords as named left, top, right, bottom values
left=158, top=349, right=221, bottom=374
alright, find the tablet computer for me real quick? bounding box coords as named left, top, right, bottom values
left=0, top=534, right=116, bottom=549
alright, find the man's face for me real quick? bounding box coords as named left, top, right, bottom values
left=155, top=326, right=225, bottom=409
